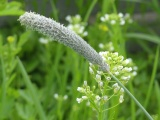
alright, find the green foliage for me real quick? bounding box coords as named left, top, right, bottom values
left=0, top=1, right=24, bottom=16
left=0, top=0, right=160, bottom=120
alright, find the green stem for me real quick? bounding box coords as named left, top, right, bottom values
left=0, top=55, right=7, bottom=119
left=144, top=45, right=159, bottom=107
left=17, top=57, right=47, bottom=120
left=109, top=72, right=153, bottom=120
left=129, top=82, right=136, bottom=120
left=83, top=0, right=97, bottom=22
left=98, top=111, right=103, bottom=120
left=50, top=0, right=59, bottom=21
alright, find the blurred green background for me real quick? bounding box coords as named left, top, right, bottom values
left=0, top=0, right=160, bottom=120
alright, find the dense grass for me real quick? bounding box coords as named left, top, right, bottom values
left=0, top=0, right=160, bottom=120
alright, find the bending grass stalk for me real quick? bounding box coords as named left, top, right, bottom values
left=17, top=57, right=47, bottom=120
left=109, top=72, right=153, bottom=120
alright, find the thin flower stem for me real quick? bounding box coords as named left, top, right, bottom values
left=84, top=0, right=97, bottom=23
left=98, top=111, right=103, bottom=120
left=102, top=103, right=120, bottom=112
left=98, top=104, right=103, bottom=120
left=109, top=72, right=153, bottom=120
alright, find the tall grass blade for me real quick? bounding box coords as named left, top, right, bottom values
left=17, top=57, right=47, bottom=120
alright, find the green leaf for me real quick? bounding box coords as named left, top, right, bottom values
left=126, top=33, right=160, bottom=44
left=0, top=1, right=24, bottom=16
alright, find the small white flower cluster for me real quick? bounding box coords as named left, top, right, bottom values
left=112, top=83, right=124, bottom=103
left=100, top=13, right=133, bottom=25
left=78, top=51, right=137, bottom=107
left=53, top=93, right=68, bottom=101
left=65, top=15, right=88, bottom=37
left=99, top=42, right=114, bottom=52
left=76, top=81, right=108, bottom=106
left=97, top=51, right=137, bottom=84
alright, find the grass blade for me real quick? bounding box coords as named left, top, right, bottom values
left=126, top=33, right=160, bottom=44
left=155, top=81, right=160, bottom=119
left=17, top=57, right=47, bottom=120
left=144, top=45, right=159, bottom=107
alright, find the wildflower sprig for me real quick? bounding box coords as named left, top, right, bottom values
left=99, top=42, right=114, bottom=52
left=77, top=51, right=137, bottom=118
left=54, top=93, right=68, bottom=101
left=66, top=15, right=88, bottom=37
left=100, top=13, right=133, bottom=26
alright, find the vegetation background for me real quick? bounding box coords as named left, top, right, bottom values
left=0, top=0, right=160, bottom=120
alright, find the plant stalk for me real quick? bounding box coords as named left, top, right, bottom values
left=109, top=72, right=153, bottom=120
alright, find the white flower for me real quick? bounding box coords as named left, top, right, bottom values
left=113, top=52, right=118, bottom=56
left=102, top=56, right=106, bottom=61
left=63, top=95, right=68, bottom=100
left=121, top=76, right=130, bottom=80
left=76, top=98, right=83, bottom=103
left=123, top=67, right=132, bottom=72
left=119, top=56, right=124, bottom=62
left=114, top=87, right=120, bottom=93
left=67, top=24, right=73, bottom=29
left=97, top=71, right=103, bottom=75
left=89, top=67, right=94, bottom=74
left=120, top=88, right=124, bottom=94
left=89, top=63, right=93, bottom=66
left=77, top=87, right=85, bottom=92
left=112, top=83, right=119, bottom=88
left=118, top=13, right=123, bottom=18
left=107, top=57, right=112, bottom=60
left=132, top=71, right=137, bottom=76
left=39, top=38, right=49, bottom=44
left=103, top=95, right=108, bottom=101
left=127, top=67, right=132, bottom=72
left=110, top=20, right=116, bottom=25
left=82, top=96, right=88, bottom=100
left=120, top=19, right=125, bottom=25
left=65, top=15, right=72, bottom=22
left=96, top=74, right=101, bottom=81
left=104, top=14, right=109, bottom=20
left=119, top=95, right=124, bottom=103
left=114, top=71, right=119, bottom=75
left=99, top=81, right=103, bottom=87
left=77, top=24, right=83, bottom=32
left=83, top=31, right=88, bottom=36
left=54, top=93, right=59, bottom=99
left=100, top=17, right=105, bottom=22
left=123, top=58, right=132, bottom=65
left=106, top=77, right=111, bottom=81
left=112, top=83, right=120, bottom=93
left=95, top=95, right=101, bottom=101
left=99, top=43, right=104, bottom=48
left=113, top=67, right=118, bottom=71
left=75, top=14, right=81, bottom=20
left=118, top=65, right=123, bottom=70
left=84, top=81, right=87, bottom=86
